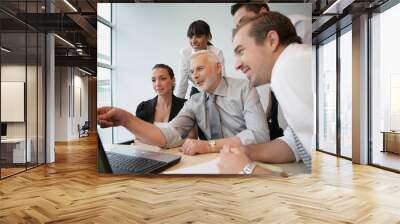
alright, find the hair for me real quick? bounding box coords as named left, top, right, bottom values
left=190, top=50, right=219, bottom=64
left=187, top=20, right=213, bottom=46
left=152, top=64, right=175, bottom=79
left=232, top=12, right=302, bottom=46
left=230, top=3, right=270, bottom=16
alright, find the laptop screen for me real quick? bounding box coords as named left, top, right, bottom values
left=97, top=127, right=113, bottom=173
left=1, top=123, right=7, bottom=137
left=97, top=125, right=181, bottom=174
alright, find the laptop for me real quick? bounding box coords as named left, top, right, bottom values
left=1, top=123, right=7, bottom=140
left=97, top=130, right=181, bottom=174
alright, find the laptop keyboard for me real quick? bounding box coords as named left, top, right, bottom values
left=106, top=151, right=167, bottom=174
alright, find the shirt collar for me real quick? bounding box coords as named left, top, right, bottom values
left=271, top=43, right=297, bottom=88
left=209, top=76, right=228, bottom=97
left=272, top=43, right=297, bottom=74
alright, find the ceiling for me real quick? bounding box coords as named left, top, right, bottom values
left=0, top=0, right=394, bottom=75
left=310, top=0, right=391, bottom=44
left=0, top=0, right=97, bottom=74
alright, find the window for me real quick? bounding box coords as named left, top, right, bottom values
left=98, top=3, right=111, bottom=22
left=390, top=74, right=400, bottom=130
left=371, top=2, right=400, bottom=171
left=318, top=36, right=337, bottom=155
left=0, top=2, right=46, bottom=179
left=97, top=67, right=111, bottom=108
left=339, top=28, right=352, bottom=158
left=97, top=3, right=113, bottom=144
left=97, top=22, right=111, bottom=65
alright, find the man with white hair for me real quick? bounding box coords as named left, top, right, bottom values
left=98, top=50, right=268, bottom=155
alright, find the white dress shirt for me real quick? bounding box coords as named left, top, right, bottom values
left=288, top=14, right=312, bottom=45
left=270, top=43, right=314, bottom=163
left=160, top=77, right=269, bottom=148
left=175, top=45, right=226, bottom=98
left=256, top=15, right=311, bottom=133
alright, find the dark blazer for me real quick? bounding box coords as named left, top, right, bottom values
left=136, top=94, right=186, bottom=123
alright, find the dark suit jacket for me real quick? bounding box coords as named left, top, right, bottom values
left=136, top=95, right=186, bottom=123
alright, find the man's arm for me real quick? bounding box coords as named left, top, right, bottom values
left=246, top=139, right=296, bottom=163
left=218, top=145, right=279, bottom=175
left=98, top=107, right=167, bottom=147
left=181, top=136, right=242, bottom=155
left=159, top=99, right=197, bottom=148
left=213, top=136, right=241, bottom=149
left=124, top=115, right=167, bottom=147
left=180, top=83, right=269, bottom=156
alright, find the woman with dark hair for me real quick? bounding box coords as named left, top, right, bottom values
left=136, top=64, right=186, bottom=127
left=120, top=64, right=192, bottom=145
left=175, top=20, right=226, bottom=98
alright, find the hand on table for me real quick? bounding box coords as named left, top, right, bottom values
left=180, top=139, right=211, bottom=156
left=218, top=145, right=252, bottom=174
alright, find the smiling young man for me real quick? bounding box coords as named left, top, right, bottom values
left=230, top=3, right=312, bottom=143
left=218, top=12, right=313, bottom=174
left=98, top=50, right=269, bottom=155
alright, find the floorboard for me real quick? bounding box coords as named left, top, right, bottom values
left=0, top=134, right=399, bottom=223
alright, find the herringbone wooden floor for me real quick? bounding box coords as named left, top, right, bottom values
left=0, top=134, right=399, bottom=223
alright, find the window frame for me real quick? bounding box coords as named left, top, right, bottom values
left=315, top=24, right=353, bottom=161
left=368, top=0, right=400, bottom=173
left=97, top=3, right=114, bottom=144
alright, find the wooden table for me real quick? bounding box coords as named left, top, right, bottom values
left=110, top=144, right=307, bottom=175
left=162, top=147, right=219, bottom=173
left=382, top=131, right=400, bottom=154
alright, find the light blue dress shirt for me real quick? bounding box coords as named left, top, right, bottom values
left=160, top=77, right=269, bottom=148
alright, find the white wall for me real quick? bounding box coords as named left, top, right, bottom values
left=55, top=67, right=68, bottom=141
left=112, top=3, right=311, bottom=142
left=1, top=65, right=31, bottom=137
left=1, top=63, right=46, bottom=163
left=54, top=67, right=89, bottom=141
